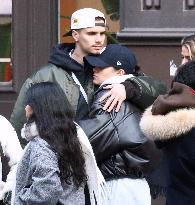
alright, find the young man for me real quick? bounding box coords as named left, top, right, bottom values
left=10, top=8, right=166, bottom=140
left=79, top=44, right=161, bottom=205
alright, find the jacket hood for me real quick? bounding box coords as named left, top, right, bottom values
left=140, top=106, right=195, bottom=141
left=48, top=43, right=84, bottom=72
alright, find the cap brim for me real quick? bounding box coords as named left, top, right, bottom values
left=84, top=55, right=109, bottom=68
left=63, top=30, right=72, bottom=37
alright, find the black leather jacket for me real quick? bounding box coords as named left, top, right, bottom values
left=80, top=80, right=161, bottom=181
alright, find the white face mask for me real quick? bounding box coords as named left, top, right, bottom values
left=21, top=122, right=39, bottom=141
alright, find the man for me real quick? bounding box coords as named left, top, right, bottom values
left=79, top=44, right=161, bottom=205
left=10, top=8, right=166, bottom=140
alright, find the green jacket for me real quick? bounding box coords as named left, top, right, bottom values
left=10, top=63, right=94, bottom=139
left=10, top=63, right=167, bottom=141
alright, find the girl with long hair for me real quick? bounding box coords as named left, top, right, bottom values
left=13, top=82, right=107, bottom=205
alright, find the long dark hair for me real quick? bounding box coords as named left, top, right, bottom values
left=26, top=82, right=87, bottom=187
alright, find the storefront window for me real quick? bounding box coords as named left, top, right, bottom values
left=0, top=0, right=12, bottom=87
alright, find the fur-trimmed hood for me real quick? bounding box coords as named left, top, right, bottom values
left=140, top=106, right=195, bottom=141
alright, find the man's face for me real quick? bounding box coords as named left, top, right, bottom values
left=93, top=67, right=121, bottom=85
left=181, top=45, right=191, bottom=65
left=74, top=21, right=106, bottom=55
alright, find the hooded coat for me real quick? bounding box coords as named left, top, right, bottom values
left=140, top=82, right=195, bottom=205
left=10, top=43, right=167, bottom=141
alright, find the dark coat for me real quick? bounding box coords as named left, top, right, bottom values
left=140, top=103, right=195, bottom=205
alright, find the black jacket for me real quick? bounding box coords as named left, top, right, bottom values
left=80, top=76, right=161, bottom=180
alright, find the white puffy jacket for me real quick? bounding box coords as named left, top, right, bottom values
left=0, top=115, right=23, bottom=202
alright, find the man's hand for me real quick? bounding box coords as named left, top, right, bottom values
left=99, top=84, right=126, bottom=112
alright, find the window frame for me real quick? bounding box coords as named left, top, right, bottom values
left=0, top=9, right=12, bottom=91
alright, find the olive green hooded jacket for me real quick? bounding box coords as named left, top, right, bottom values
left=10, top=43, right=167, bottom=143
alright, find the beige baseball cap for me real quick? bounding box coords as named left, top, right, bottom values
left=64, top=8, right=106, bottom=36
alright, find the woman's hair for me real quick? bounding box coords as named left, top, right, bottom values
left=181, top=34, right=195, bottom=60
left=173, top=60, right=195, bottom=90
left=26, top=82, right=87, bottom=187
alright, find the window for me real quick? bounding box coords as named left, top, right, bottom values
left=0, top=0, right=12, bottom=88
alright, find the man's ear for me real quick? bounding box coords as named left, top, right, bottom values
left=72, top=30, right=79, bottom=42
left=117, top=69, right=125, bottom=76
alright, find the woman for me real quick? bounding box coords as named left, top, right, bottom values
left=140, top=60, right=195, bottom=205
left=14, top=82, right=107, bottom=205
left=80, top=44, right=161, bottom=205
left=0, top=115, right=23, bottom=205
left=181, top=34, right=195, bottom=65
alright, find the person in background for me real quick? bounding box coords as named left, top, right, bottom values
left=150, top=34, right=195, bottom=200
left=181, top=34, right=195, bottom=65
left=0, top=115, right=23, bottom=205
left=10, top=8, right=167, bottom=143
left=14, top=82, right=107, bottom=205
left=79, top=44, right=161, bottom=205
left=140, top=60, right=195, bottom=205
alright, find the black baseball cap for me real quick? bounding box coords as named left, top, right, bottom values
left=84, top=44, right=137, bottom=74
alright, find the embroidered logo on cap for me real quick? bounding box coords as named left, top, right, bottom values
left=73, top=18, right=78, bottom=24
left=117, top=61, right=122, bottom=66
